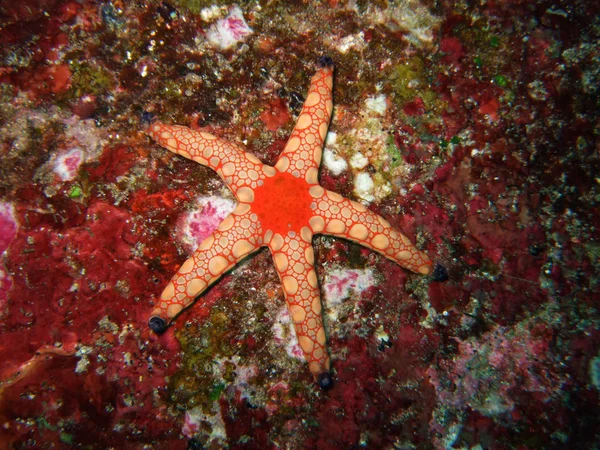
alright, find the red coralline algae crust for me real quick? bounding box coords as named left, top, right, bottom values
left=1, top=195, right=184, bottom=447
left=0, top=0, right=599, bottom=448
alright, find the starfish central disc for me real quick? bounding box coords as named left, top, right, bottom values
left=251, top=171, right=313, bottom=234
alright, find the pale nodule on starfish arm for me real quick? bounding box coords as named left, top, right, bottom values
left=149, top=206, right=263, bottom=324
left=275, top=65, right=334, bottom=184
left=315, top=190, right=433, bottom=275
left=146, top=122, right=275, bottom=194
left=268, top=233, right=331, bottom=380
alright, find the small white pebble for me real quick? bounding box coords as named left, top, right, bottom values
left=365, top=94, right=387, bottom=116
left=354, top=172, right=375, bottom=203
left=323, top=147, right=348, bottom=176
left=349, top=152, right=369, bottom=169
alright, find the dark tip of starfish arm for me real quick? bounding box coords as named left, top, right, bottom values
left=141, top=111, right=155, bottom=128
left=317, top=55, right=334, bottom=69
left=148, top=316, right=168, bottom=334
left=317, top=371, right=333, bottom=390
left=431, top=263, right=449, bottom=282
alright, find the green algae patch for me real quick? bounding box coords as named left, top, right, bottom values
left=67, top=61, right=116, bottom=99
left=170, top=0, right=233, bottom=14
left=388, top=57, right=429, bottom=106
left=68, top=185, right=83, bottom=198
left=168, top=305, right=239, bottom=410
left=386, top=135, right=404, bottom=169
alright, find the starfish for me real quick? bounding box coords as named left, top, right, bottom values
left=146, top=57, right=432, bottom=388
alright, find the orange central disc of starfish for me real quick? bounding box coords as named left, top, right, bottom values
left=251, top=171, right=313, bottom=234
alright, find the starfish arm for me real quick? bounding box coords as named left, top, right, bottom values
left=149, top=204, right=263, bottom=329
left=146, top=122, right=276, bottom=197
left=268, top=232, right=331, bottom=383
left=309, top=187, right=432, bottom=275
left=275, top=61, right=334, bottom=185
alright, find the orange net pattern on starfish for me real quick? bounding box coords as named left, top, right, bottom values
left=275, top=67, right=333, bottom=185
left=146, top=57, right=432, bottom=387
left=146, top=123, right=277, bottom=196
left=308, top=187, right=432, bottom=275
left=269, top=232, right=330, bottom=377
left=149, top=204, right=263, bottom=321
